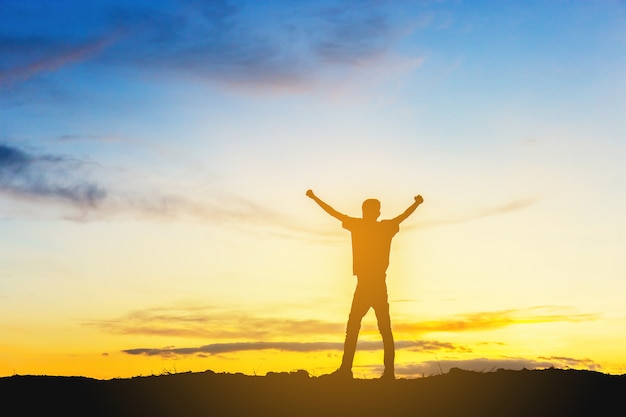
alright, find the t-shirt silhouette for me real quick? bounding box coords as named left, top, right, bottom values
left=342, top=217, right=400, bottom=277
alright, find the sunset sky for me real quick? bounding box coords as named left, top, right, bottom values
left=1, top=0, right=625, bottom=379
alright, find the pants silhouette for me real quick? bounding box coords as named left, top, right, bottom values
left=341, top=276, right=394, bottom=372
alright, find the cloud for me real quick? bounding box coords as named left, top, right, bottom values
left=85, top=304, right=345, bottom=340
left=0, top=35, right=116, bottom=88
left=0, top=143, right=107, bottom=209
left=406, top=197, right=539, bottom=230
left=1, top=1, right=425, bottom=94
left=537, top=356, right=602, bottom=371
left=122, top=339, right=465, bottom=358
left=99, top=304, right=600, bottom=375
left=311, top=5, right=393, bottom=65
left=109, top=1, right=412, bottom=87
left=385, top=356, right=603, bottom=377
left=0, top=141, right=537, bottom=235
left=473, top=198, right=538, bottom=219
left=88, top=304, right=597, bottom=343
left=394, top=306, right=597, bottom=334
left=101, top=188, right=325, bottom=240
left=0, top=143, right=314, bottom=231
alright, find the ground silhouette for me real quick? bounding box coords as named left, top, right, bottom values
left=2, top=368, right=624, bottom=416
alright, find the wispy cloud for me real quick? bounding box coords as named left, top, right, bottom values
left=312, top=5, right=394, bottom=66
left=394, top=306, right=597, bottom=334
left=122, top=339, right=465, bottom=358
left=85, top=303, right=345, bottom=340
left=89, top=304, right=597, bottom=347
left=470, top=198, right=538, bottom=220
left=96, top=303, right=600, bottom=374
left=0, top=1, right=425, bottom=94
left=385, top=356, right=603, bottom=377
left=106, top=1, right=416, bottom=90
left=0, top=142, right=534, bottom=235
left=0, top=35, right=116, bottom=88
left=537, top=356, right=602, bottom=371
left=406, top=197, right=539, bottom=230
left=0, top=143, right=107, bottom=209
left=0, top=143, right=314, bottom=231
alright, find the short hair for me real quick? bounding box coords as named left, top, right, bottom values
left=362, top=198, right=381, bottom=219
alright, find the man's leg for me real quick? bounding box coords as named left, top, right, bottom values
left=339, top=287, right=370, bottom=372
left=373, top=294, right=395, bottom=377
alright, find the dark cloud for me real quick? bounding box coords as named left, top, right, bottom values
left=0, top=143, right=107, bottom=208
left=537, top=356, right=602, bottom=371
left=122, top=339, right=465, bottom=358
left=314, top=6, right=392, bottom=65
left=124, top=342, right=342, bottom=357
left=101, top=1, right=397, bottom=89
left=0, top=144, right=313, bottom=231
left=119, top=1, right=408, bottom=84
left=1, top=1, right=421, bottom=94
left=55, top=134, right=107, bottom=142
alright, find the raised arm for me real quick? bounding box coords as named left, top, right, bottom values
left=392, top=195, right=424, bottom=224
left=306, top=190, right=347, bottom=222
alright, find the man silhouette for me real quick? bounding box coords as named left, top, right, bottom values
left=306, top=190, right=423, bottom=380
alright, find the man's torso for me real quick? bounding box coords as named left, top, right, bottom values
left=342, top=217, right=399, bottom=277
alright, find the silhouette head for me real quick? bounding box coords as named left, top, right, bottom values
left=362, top=198, right=381, bottom=221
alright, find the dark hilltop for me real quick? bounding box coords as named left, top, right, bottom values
left=2, top=367, right=625, bottom=417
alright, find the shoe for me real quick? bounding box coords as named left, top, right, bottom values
left=379, top=371, right=395, bottom=381
left=319, top=368, right=353, bottom=380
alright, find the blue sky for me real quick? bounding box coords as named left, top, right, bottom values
left=1, top=0, right=626, bottom=378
